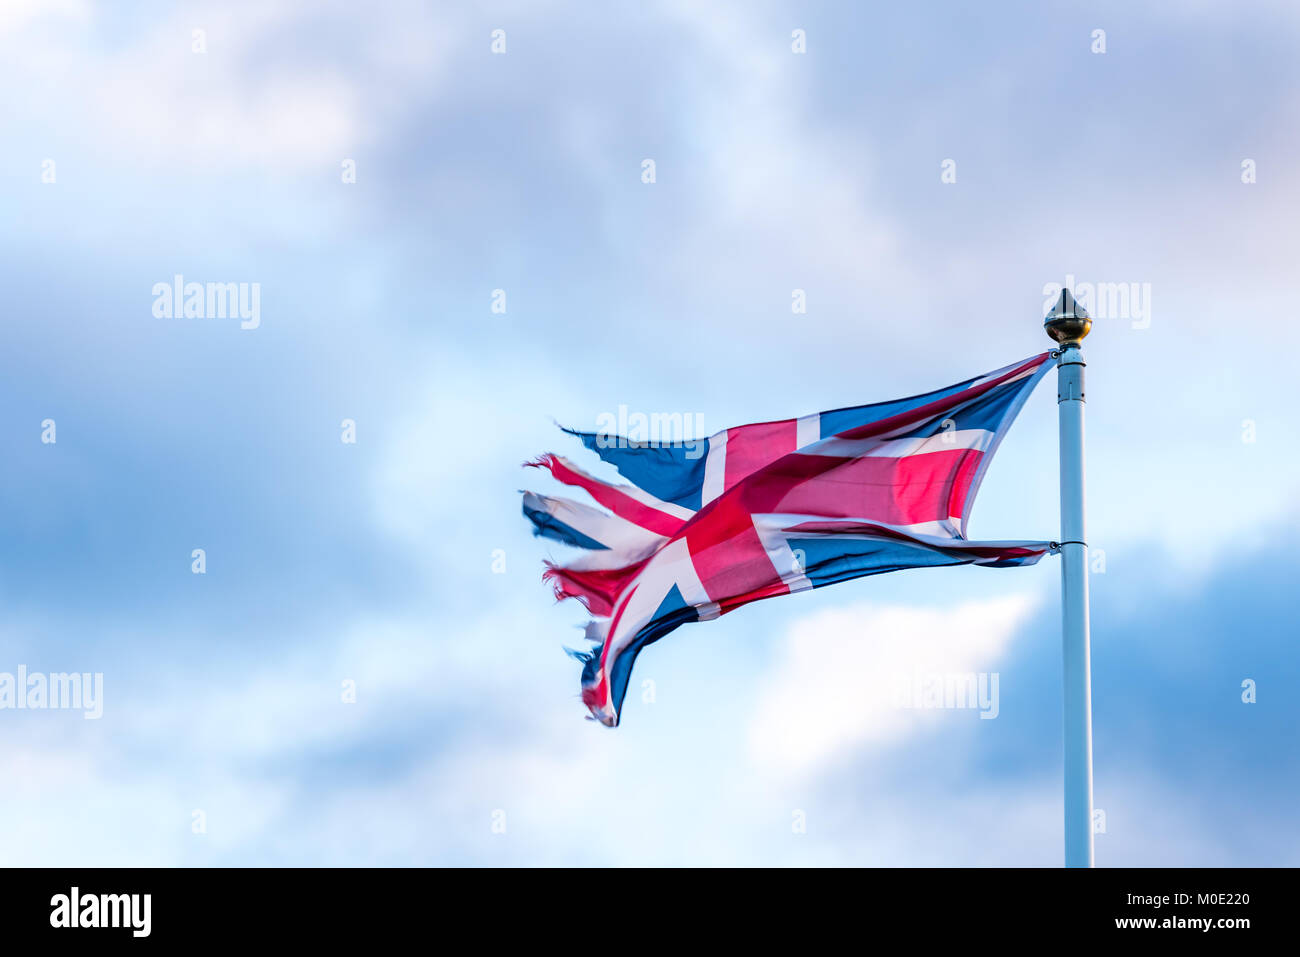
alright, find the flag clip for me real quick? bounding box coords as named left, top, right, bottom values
left=1049, top=540, right=1086, bottom=553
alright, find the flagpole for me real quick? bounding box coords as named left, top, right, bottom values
left=1045, top=290, right=1095, bottom=868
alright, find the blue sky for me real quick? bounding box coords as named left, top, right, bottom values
left=1, top=0, right=1296, bottom=865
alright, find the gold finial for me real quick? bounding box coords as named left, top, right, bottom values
left=1044, top=288, right=1092, bottom=345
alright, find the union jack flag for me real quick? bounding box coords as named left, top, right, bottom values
left=522, top=352, right=1054, bottom=726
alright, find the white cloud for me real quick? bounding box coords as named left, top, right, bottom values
left=747, top=594, right=1036, bottom=776
left=0, top=604, right=584, bottom=865
left=0, top=0, right=460, bottom=171
left=0, top=0, right=88, bottom=33
left=657, top=1, right=902, bottom=292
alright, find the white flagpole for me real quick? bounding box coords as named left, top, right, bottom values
left=1045, top=289, right=1095, bottom=868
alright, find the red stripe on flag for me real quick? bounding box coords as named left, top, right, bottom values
left=836, top=353, right=1049, bottom=442
left=783, top=519, right=1046, bottom=559
left=685, top=495, right=791, bottom=604
left=543, top=560, right=648, bottom=617
left=723, top=419, right=798, bottom=492
left=528, top=454, right=685, bottom=538
left=947, top=449, right=982, bottom=525
left=737, top=449, right=986, bottom=527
